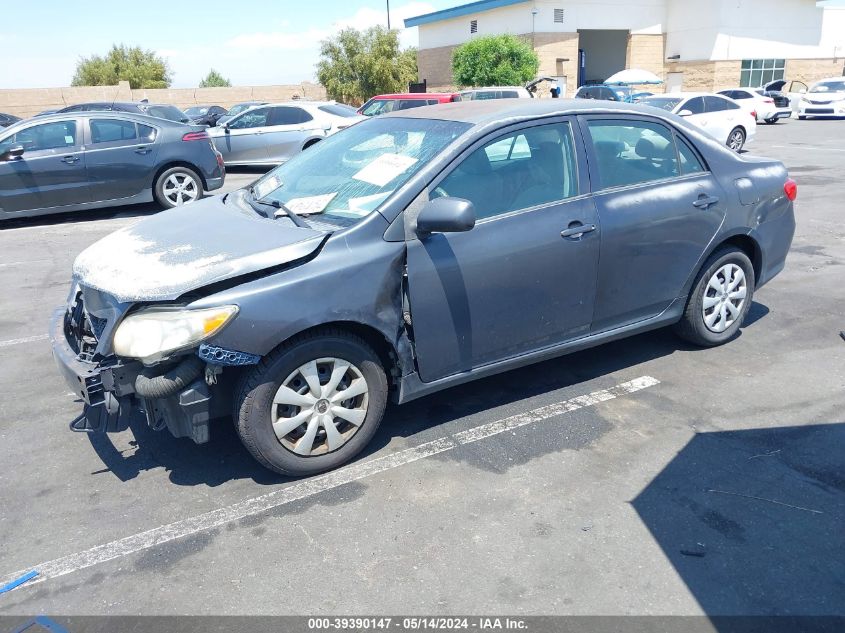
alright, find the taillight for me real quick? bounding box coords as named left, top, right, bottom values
left=784, top=178, right=797, bottom=201
left=182, top=131, right=209, bottom=141
left=750, top=110, right=757, bottom=118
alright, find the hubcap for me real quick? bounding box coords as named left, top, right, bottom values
left=163, top=172, right=199, bottom=206
left=272, top=357, right=369, bottom=457
left=702, top=263, right=747, bottom=333
left=729, top=132, right=744, bottom=150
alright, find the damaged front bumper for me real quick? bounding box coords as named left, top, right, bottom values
left=50, top=307, right=226, bottom=444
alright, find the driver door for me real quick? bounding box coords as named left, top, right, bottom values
left=405, top=120, right=600, bottom=382
left=0, top=118, right=89, bottom=215
left=216, top=107, right=272, bottom=163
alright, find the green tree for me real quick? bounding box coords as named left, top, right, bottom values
left=451, top=34, right=539, bottom=88
left=199, top=69, right=231, bottom=88
left=71, top=44, right=171, bottom=89
left=317, top=26, right=418, bottom=105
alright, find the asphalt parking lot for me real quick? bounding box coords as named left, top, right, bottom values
left=0, top=121, right=843, bottom=618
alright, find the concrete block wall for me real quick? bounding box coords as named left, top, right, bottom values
left=0, top=81, right=327, bottom=118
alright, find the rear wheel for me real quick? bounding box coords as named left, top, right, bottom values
left=154, top=166, right=203, bottom=208
left=764, top=117, right=778, bottom=124
left=674, top=247, right=755, bottom=347
left=234, top=330, right=388, bottom=476
left=727, top=127, right=746, bottom=151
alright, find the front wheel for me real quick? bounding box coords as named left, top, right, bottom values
left=674, top=247, right=755, bottom=347
left=154, top=166, right=203, bottom=208
left=234, top=330, right=388, bottom=476
left=727, top=127, right=746, bottom=152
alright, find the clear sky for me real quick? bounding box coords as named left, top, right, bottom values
left=0, top=0, right=456, bottom=89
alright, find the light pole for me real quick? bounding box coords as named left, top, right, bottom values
left=387, top=0, right=391, bottom=29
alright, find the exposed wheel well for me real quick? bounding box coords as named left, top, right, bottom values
left=302, top=138, right=321, bottom=151
left=152, top=161, right=207, bottom=191
left=716, top=234, right=762, bottom=286
left=276, top=321, right=399, bottom=389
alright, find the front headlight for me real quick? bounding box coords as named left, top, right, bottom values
left=112, top=305, right=238, bottom=363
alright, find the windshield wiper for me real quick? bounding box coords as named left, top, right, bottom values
left=247, top=186, right=310, bottom=229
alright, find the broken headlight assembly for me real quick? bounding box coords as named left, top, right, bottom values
left=112, top=305, right=239, bottom=363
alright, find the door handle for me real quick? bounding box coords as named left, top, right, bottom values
left=560, top=223, right=597, bottom=239
left=61, top=155, right=80, bottom=164
left=692, top=195, right=720, bottom=209
left=134, top=146, right=151, bottom=155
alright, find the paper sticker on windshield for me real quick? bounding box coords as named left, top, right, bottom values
left=285, top=193, right=337, bottom=215
left=353, top=153, right=418, bottom=187
left=253, top=175, right=282, bottom=199
left=64, top=136, right=74, bottom=145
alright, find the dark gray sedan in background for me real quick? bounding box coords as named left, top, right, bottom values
left=52, top=100, right=795, bottom=476
left=0, top=112, right=225, bottom=219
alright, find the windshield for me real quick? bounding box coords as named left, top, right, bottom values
left=360, top=99, right=396, bottom=116
left=143, top=105, right=189, bottom=122
left=642, top=97, right=682, bottom=111
left=246, top=117, right=470, bottom=227
left=184, top=106, right=209, bottom=116
left=227, top=103, right=257, bottom=117
left=318, top=103, right=359, bottom=118
left=810, top=81, right=845, bottom=93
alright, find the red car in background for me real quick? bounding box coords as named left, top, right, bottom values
left=358, top=93, right=462, bottom=116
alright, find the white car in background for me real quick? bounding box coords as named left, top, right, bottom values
left=796, top=77, right=845, bottom=119
left=459, top=86, right=533, bottom=100
left=717, top=88, right=792, bottom=124
left=641, top=93, right=756, bottom=151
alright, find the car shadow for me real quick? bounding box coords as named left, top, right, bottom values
left=0, top=202, right=161, bottom=229
left=87, top=302, right=771, bottom=489
left=631, top=422, right=845, bottom=621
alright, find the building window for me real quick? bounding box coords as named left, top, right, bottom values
left=470, top=19, right=478, bottom=34
left=554, top=8, right=564, bottom=23
left=740, top=59, right=785, bottom=88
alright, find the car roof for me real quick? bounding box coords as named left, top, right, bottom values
left=371, top=93, right=459, bottom=99
left=382, top=98, right=690, bottom=125
left=462, top=86, right=526, bottom=91
left=9, top=111, right=186, bottom=128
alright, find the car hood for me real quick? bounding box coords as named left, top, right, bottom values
left=805, top=90, right=845, bottom=101
left=72, top=193, right=327, bottom=303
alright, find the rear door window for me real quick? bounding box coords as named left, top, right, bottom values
left=269, top=107, right=313, bottom=126
left=585, top=119, right=680, bottom=189
left=676, top=135, right=706, bottom=175
left=704, top=96, right=728, bottom=112
left=683, top=97, right=706, bottom=115
left=89, top=118, right=138, bottom=145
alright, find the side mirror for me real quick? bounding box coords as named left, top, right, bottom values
left=416, top=197, right=476, bottom=236
left=0, top=145, right=24, bottom=161
left=678, top=109, right=693, bottom=117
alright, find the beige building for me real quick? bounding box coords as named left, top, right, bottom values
left=405, top=0, right=845, bottom=95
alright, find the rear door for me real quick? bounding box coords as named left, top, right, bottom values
left=679, top=96, right=709, bottom=135
left=216, top=107, right=271, bottom=163
left=703, top=95, right=737, bottom=144
left=405, top=118, right=600, bottom=381
left=263, top=106, right=317, bottom=163
left=0, top=118, right=89, bottom=214
left=580, top=116, right=726, bottom=331
left=84, top=117, right=160, bottom=201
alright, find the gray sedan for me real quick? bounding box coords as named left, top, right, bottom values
left=208, top=101, right=364, bottom=166
left=0, top=112, right=225, bottom=220
left=53, top=100, right=795, bottom=476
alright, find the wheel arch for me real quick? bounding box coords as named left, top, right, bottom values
left=152, top=160, right=207, bottom=191
left=301, top=137, right=322, bottom=151
left=686, top=231, right=763, bottom=297
left=265, top=320, right=403, bottom=395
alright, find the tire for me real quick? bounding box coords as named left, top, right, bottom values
left=726, top=127, right=746, bottom=152
left=673, top=247, right=755, bottom=347
left=798, top=115, right=807, bottom=121
left=764, top=117, right=778, bottom=125
left=234, top=329, right=389, bottom=476
left=154, top=166, right=204, bottom=208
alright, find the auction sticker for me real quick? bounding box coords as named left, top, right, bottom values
left=353, top=153, right=418, bottom=187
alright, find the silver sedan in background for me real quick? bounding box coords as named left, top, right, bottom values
left=208, top=101, right=364, bottom=166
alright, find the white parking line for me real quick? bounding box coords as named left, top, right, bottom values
left=0, top=375, right=659, bottom=593
left=0, top=334, right=49, bottom=348
left=771, top=144, right=845, bottom=153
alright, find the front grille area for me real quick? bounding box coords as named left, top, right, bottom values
left=65, top=291, right=103, bottom=361
left=806, top=108, right=834, bottom=114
